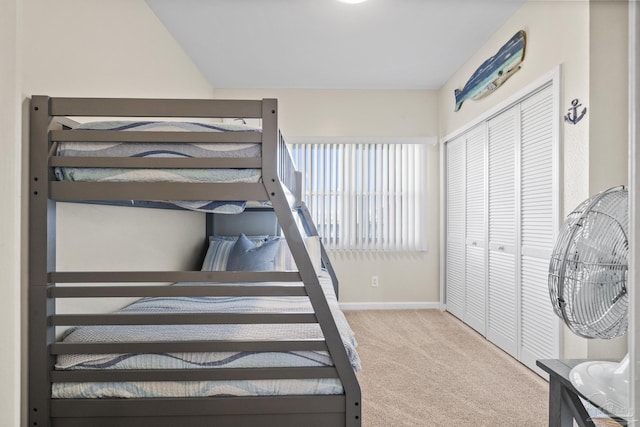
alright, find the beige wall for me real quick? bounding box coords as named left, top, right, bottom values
left=1, top=0, right=22, bottom=425
left=21, top=0, right=216, bottom=284
left=215, top=89, right=441, bottom=305
left=586, top=0, right=629, bottom=360
left=438, top=0, right=629, bottom=359
left=589, top=0, right=629, bottom=194
left=22, top=0, right=213, bottom=99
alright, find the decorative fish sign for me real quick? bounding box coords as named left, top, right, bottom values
left=454, top=30, right=526, bottom=112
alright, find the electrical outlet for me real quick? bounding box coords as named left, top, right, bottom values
left=371, top=275, right=379, bottom=287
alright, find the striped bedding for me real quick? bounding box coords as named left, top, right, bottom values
left=52, top=271, right=360, bottom=399
left=55, top=121, right=262, bottom=213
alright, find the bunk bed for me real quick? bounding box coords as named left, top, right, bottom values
left=28, top=96, right=362, bottom=427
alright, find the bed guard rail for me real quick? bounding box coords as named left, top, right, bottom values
left=31, top=96, right=301, bottom=207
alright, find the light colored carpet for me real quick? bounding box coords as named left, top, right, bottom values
left=345, top=309, right=548, bottom=427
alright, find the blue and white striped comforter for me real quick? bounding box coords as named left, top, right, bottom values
left=52, top=272, right=360, bottom=398
left=55, top=121, right=263, bottom=213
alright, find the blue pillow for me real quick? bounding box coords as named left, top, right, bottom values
left=227, top=233, right=281, bottom=271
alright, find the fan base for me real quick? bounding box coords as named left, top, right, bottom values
left=569, top=354, right=630, bottom=420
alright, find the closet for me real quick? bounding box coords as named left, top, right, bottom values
left=443, top=80, right=561, bottom=374
left=445, top=124, right=486, bottom=335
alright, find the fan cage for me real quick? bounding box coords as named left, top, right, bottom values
left=548, top=186, right=629, bottom=339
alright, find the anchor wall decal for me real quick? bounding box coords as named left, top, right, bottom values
left=564, top=98, right=587, bottom=125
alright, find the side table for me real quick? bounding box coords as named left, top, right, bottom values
left=537, top=359, right=627, bottom=427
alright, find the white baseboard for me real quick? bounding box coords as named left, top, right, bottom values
left=338, top=301, right=442, bottom=311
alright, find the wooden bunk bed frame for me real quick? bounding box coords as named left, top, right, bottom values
left=28, top=96, right=361, bottom=427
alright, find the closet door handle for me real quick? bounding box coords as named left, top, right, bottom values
left=472, top=241, right=477, bottom=246
left=498, top=246, right=505, bottom=251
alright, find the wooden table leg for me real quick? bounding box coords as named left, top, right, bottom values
left=549, top=376, right=573, bottom=427
left=562, top=388, right=596, bottom=427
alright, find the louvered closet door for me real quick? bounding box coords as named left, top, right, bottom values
left=446, top=136, right=466, bottom=320
left=519, top=85, right=560, bottom=371
left=487, top=108, right=518, bottom=358
left=464, top=125, right=486, bottom=335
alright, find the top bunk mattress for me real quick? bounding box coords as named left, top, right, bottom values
left=55, top=120, right=263, bottom=213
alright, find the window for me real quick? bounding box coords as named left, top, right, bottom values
left=290, top=139, right=428, bottom=251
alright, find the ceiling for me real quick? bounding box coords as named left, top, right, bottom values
left=146, top=0, right=526, bottom=91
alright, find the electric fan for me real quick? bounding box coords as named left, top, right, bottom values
left=548, top=186, right=630, bottom=418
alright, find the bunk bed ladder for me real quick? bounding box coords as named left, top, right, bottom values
left=261, top=99, right=362, bottom=426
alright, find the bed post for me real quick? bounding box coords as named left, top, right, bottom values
left=203, top=213, right=214, bottom=262
left=29, top=96, right=56, bottom=427
left=261, top=99, right=361, bottom=426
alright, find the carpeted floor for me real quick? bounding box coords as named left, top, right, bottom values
left=344, top=309, right=548, bottom=427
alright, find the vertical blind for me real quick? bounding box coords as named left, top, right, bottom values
left=290, top=141, right=427, bottom=251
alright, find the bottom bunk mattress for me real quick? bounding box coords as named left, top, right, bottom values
left=52, top=271, right=360, bottom=399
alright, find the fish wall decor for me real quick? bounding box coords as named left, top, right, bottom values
left=454, top=30, right=526, bottom=112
